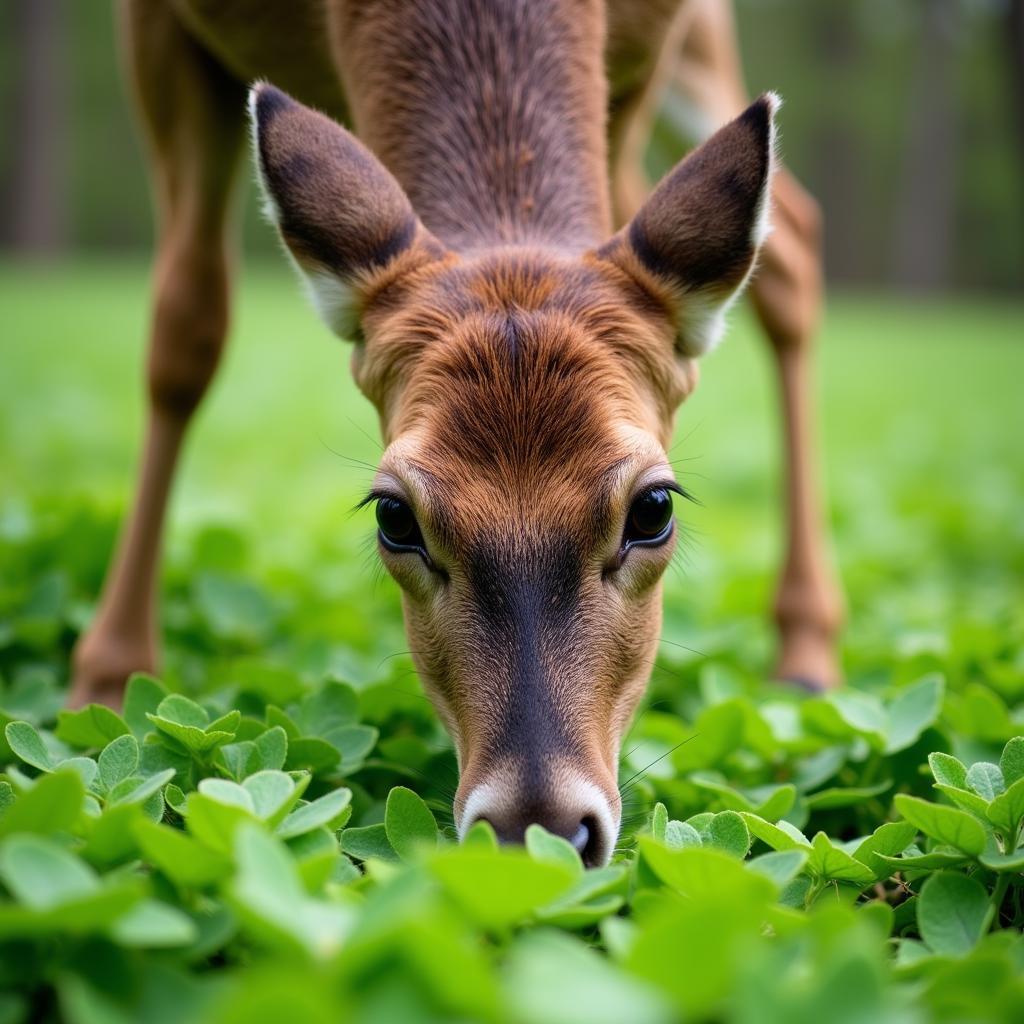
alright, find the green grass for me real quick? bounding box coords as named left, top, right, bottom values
left=1, top=261, right=1023, bottom=1023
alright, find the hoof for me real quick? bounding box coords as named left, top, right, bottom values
left=774, top=624, right=842, bottom=692
left=781, top=674, right=831, bottom=695
left=69, top=634, right=156, bottom=711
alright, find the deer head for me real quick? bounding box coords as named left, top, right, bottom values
left=250, top=83, right=776, bottom=864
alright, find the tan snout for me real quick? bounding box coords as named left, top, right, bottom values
left=455, top=756, right=620, bottom=867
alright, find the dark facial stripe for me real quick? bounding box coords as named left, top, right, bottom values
left=466, top=534, right=585, bottom=779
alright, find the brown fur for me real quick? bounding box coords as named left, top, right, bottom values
left=73, top=0, right=844, bottom=864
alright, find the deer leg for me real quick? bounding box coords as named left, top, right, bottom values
left=70, top=2, right=245, bottom=708
left=751, top=169, right=844, bottom=690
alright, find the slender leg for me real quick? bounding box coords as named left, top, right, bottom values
left=751, top=169, right=844, bottom=689
left=70, top=1, right=245, bottom=708
left=608, top=0, right=844, bottom=689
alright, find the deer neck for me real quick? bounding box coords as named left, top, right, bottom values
left=334, top=0, right=611, bottom=252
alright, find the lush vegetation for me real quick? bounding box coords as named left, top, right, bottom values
left=1, top=264, right=1022, bottom=1023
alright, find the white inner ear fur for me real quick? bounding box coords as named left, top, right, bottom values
left=676, top=91, right=780, bottom=358
left=247, top=85, right=361, bottom=342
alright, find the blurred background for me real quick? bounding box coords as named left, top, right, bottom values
left=0, top=1, right=1021, bottom=695
left=2, top=0, right=1022, bottom=292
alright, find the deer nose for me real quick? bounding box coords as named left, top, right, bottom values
left=477, top=811, right=602, bottom=864
left=458, top=779, right=616, bottom=867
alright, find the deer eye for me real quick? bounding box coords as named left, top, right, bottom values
left=623, top=487, right=674, bottom=546
left=376, top=496, right=425, bottom=552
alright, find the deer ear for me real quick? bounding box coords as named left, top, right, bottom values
left=249, top=83, right=445, bottom=339
left=599, top=94, right=779, bottom=356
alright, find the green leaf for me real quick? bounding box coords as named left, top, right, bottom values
left=688, top=773, right=796, bottom=818
left=339, top=823, right=397, bottom=862
left=199, top=778, right=255, bottom=812
left=965, top=762, right=1004, bottom=801
left=430, top=847, right=575, bottom=929
left=108, top=768, right=175, bottom=808
left=185, top=792, right=257, bottom=855
left=61, top=756, right=99, bottom=791
left=98, top=734, right=139, bottom=792
left=277, top=787, right=352, bottom=839
left=978, top=847, right=1024, bottom=872
left=242, top=770, right=304, bottom=826
left=123, top=673, right=166, bottom=738
left=55, top=704, right=129, bottom=749
left=164, top=784, right=187, bottom=815
left=463, top=819, right=498, bottom=850
left=651, top=802, right=668, bottom=842
left=878, top=849, right=970, bottom=871
left=917, top=871, right=989, bottom=956
left=0, top=782, right=13, bottom=817
left=503, top=930, right=672, bottom=1024
left=664, top=820, right=702, bottom=849
left=893, top=794, right=987, bottom=856
left=230, top=823, right=351, bottom=957
left=526, top=824, right=583, bottom=875
left=987, top=776, right=1024, bottom=836
left=133, top=819, right=230, bottom=886
left=216, top=740, right=256, bottom=781
left=4, top=721, right=55, bottom=771
left=999, top=737, right=1024, bottom=786
left=933, top=784, right=991, bottom=818
left=536, top=865, right=628, bottom=927
left=207, top=710, right=241, bottom=736
left=807, top=833, right=876, bottom=884
left=146, top=713, right=234, bottom=755
left=884, top=674, right=944, bottom=753
left=702, top=811, right=750, bottom=859
left=155, top=694, right=209, bottom=729
left=805, top=780, right=892, bottom=810
left=747, top=849, right=808, bottom=886
left=79, top=802, right=144, bottom=867
left=255, top=725, right=288, bottom=772
left=384, top=786, right=439, bottom=860
left=109, top=899, right=198, bottom=947
left=326, top=724, right=378, bottom=771
left=672, top=702, right=745, bottom=772
left=806, top=691, right=887, bottom=747
left=194, top=573, right=275, bottom=645
left=0, top=833, right=98, bottom=907
left=301, top=680, right=359, bottom=734
left=929, top=752, right=968, bottom=789
left=284, top=737, right=341, bottom=774
left=741, top=813, right=811, bottom=851
left=639, top=841, right=778, bottom=903
left=851, top=821, right=918, bottom=878
left=0, top=771, right=84, bottom=837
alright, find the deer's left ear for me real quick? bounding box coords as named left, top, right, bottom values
left=249, top=83, right=446, bottom=340
left=597, top=94, right=779, bottom=356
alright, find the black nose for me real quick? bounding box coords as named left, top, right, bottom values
left=476, top=813, right=602, bottom=865
left=568, top=821, right=590, bottom=855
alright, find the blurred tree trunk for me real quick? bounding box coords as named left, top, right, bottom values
left=809, top=3, right=865, bottom=284
left=1008, top=0, right=1024, bottom=165
left=3, top=0, right=69, bottom=257
left=890, top=0, right=960, bottom=291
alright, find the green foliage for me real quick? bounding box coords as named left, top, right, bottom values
left=1, top=275, right=1022, bottom=1020
left=2, top=670, right=1021, bottom=1022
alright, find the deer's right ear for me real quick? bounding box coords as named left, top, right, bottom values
left=249, top=83, right=445, bottom=339
left=596, top=94, right=779, bottom=357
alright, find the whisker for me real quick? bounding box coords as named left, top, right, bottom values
left=658, top=636, right=708, bottom=659
left=344, top=416, right=384, bottom=454
left=618, top=735, right=697, bottom=795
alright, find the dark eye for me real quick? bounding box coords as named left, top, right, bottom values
left=376, top=496, right=424, bottom=551
left=623, top=487, right=674, bottom=546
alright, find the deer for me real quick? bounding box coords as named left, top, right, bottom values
left=71, top=0, right=843, bottom=866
